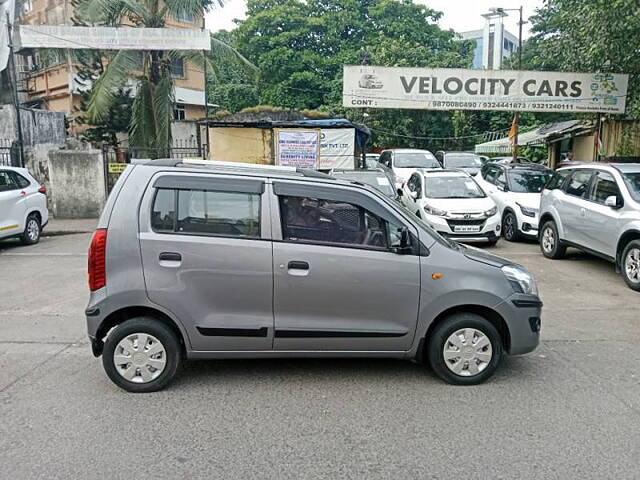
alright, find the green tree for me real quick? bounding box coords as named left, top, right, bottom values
left=74, top=0, right=253, bottom=155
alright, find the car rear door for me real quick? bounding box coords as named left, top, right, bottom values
left=270, top=181, right=421, bottom=352
left=559, top=169, right=594, bottom=245
left=0, top=170, right=27, bottom=237
left=138, top=172, right=274, bottom=352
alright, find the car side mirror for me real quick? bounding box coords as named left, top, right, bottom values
left=392, top=227, right=412, bottom=255
left=397, top=188, right=403, bottom=197
left=605, top=195, right=622, bottom=209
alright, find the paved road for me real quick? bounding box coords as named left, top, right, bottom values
left=1, top=233, right=639, bottom=479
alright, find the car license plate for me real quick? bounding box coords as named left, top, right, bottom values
left=454, top=225, right=481, bottom=233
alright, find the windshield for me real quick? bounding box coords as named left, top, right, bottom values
left=424, top=176, right=485, bottom=198
left=394, top=152, right=439, bottom=169
left=622, top=172, right=640, bottom=202
left=508, top=170, right=553, bottom=193
left=445, top=154, right=482, bottom=168
left=335, top=172, right=395, bottom=197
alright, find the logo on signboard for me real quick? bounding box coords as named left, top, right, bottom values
left=358, top=74, right=384, bottom=90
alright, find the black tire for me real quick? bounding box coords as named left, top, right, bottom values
left=539, top=220, right=566, bottom=259
left=620, top=239, right=640, bottom=292
left=486, top=238, right=499, bottom=247
left=501, top=210, right=520, bottom=242
left=102, top=317, right=182, bottom=393
left=427, top=312, right=503, bottom=386
left=20, top=213, right=41, bottom=245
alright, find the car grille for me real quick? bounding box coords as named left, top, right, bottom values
left=446, top=219, right=486, bottom=228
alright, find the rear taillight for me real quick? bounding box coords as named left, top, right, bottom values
left=38, top=187, right=46, bottom=195
left=88, top=229, right=107, bottom=291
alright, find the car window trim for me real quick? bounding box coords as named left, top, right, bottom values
left=563, top=169, right=595, bottom=199
left=585, top=170, right=622, bottom=205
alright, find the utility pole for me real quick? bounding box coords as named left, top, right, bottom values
left=512, top=6, right=523, bottom=162
left=202, top=15, right=210, bottom=159
left=6, top=11, right=25, bottom=167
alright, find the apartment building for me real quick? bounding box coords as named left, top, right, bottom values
left=18, top=0, right=207, bottom=133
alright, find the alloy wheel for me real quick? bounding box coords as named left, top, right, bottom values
left=542, top=226, right=555, bottom=253
left=113, top=333, right=167, bottom=383
left=443, top=328, right=493, bottom=377
left=27, top=219, right=39, bottom=242
left=624, top=248, right=640, bottom=284
left=504, top=214, right=515, bottom=240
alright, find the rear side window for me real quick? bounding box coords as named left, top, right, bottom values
left=482, top=165, right=498, bottom=183
left=546, top=170, right=570, bottom=190
left=0, top=171, right=18, bottom=192
left=565, top=170, right=593, bottom=198
left=151, top=188, right=261, bottom=238
left=279, top=195, right=396, bottom=250
left=589, top=171, right=621, bottom=204
left=9, top=172, right=30, bottom=188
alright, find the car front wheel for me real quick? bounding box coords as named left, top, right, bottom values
left=621, top=240, right=640, bottom=292
left=102, top=317, right=182, bottom=393
left=502, top=211, right=520, bottom=242
left=427, top=313, right=503, bottom=385
left=539, top=220, right=566, bottom=259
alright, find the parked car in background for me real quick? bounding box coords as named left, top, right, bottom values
left=86, top=160, right=541, bottom=392
left=378, top=148, right=441, bottom=190
left=476, top=163, right=553, bottom=242
left=539, top=163, right=640, bottom=291
left=0, top=166, right=48, bottom=245
left=331, top=168, right=396, bottom=199
left=400, top=169, right=500, bottom=244
left=435, top=152, right=484, bottom=176
left=488, top=156, right=530, bottom=165
left=365, top=153, right=380, bottom=167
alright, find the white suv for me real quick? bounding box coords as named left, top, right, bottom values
left=400, top=169, right=500, bottom=244
left=378, top=149, right=441, bottom=191
left=539, top=163, right=640, bottom=291
left=0, top=167, right=48, bottom=244
left=477, top=163, right=553, bottom=242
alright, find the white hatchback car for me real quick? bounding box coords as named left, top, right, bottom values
left=378, top=148, right=441, bottom=191
left=400, top=169, right=501, bottom=245
left=476, top=163, right=553, bottom=242
left=0, top=166, right=48, bottom=244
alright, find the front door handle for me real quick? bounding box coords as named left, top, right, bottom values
left=159, top=252, right=182, bottom=262
left=288, top=261, right=309, bottom=270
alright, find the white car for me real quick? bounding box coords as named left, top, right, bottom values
left=0, top=166, right=48, bottom=244
left=476, top=163, right=553, bottom=242
left=400, top=169, right=501, bottom=245
left=378, top=148, right=442, bottom=191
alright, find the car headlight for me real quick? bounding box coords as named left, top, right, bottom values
left=517, top=202, right=537, bottom=218
left=502, top=265, right=538, bottom=295
left=484, top=206, right=498, bottom=217
left=424, top=204, right=448, bottom=217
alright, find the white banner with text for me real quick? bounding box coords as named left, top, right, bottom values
left=319, top=128, right=356, bottom=169
left=275, top=129, right=320, bottom=169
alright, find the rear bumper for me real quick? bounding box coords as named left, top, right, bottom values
left=494, top=294, right=542, bottom=355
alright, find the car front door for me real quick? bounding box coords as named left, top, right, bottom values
left=0, top=170, right=27, bottom=237
left=559, top=169, right=594, bottom=245
left=271, top=181, right=421, bottom=352
left=138, top=173, right=274, bottom=351
left=583, top=170, right=623, bottom=257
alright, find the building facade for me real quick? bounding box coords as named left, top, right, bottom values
left=459, top=12, right=518, bottom=70
left=17, top=0, right=207, bottom=133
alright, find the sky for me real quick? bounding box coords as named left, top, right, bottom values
left=205, top=0, right=545, bottom=38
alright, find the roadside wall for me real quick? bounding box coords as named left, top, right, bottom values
left=208, top=127, right=273, bottom=164
left=0, top=105, right=66, bottom=146
left=46, top=150, right=105, bottom=218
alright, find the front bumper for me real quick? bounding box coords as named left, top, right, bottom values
left=516, top=211, right=539, bottom=238
left=495, top=293, right=542, bottom=355
left=425, top=213, right=501, bottom=243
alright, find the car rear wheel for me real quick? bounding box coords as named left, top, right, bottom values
left=502, top=211, right=520, bottom=242
left=427, top=313, right=503, bottom=385
left=539, top=220, right=566, bottom=259
left=621, top=240, right=640, bottom=292
left=20, top=213, right=41, bottom=245
left=102, top=317, right=181, bottom=393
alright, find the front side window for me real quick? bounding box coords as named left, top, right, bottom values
left=622, top=172, right=640, bottom=203
left=482, top=165, right=498, bottom=183
left=151, top=188, right=261, bottom=238
left=393, top=152, right=439, bottom=169
left=424, top=175, right=485, bottom=199
left=565, top=170, right=593, bottom=198
left=494, top=171, right=507, bottom=189
left=507, top=170, right=553, bottom=193
left=379, top=152, right=392, bottom=168
left=279, top=195, right=391, bottom=250
left=589, top=171, right=621, bottom=204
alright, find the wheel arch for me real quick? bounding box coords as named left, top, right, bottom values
left=616, top=229, right=640, bottom=267
left=93, top=305, right=187, bottom=357
left=419, top=304, right=510, bottom=362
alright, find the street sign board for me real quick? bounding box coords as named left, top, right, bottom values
left=275, top=129, right=320, bottom=169
left=107, top=163, right=127, bottom=174
left=16, top=25, right=210, bottom=51
left=343, top=66, right=629, bottom=114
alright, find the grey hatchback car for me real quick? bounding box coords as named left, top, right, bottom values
left=86, top=160, right=541, bottom=392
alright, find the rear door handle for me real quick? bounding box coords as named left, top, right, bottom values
left=288, top=261, right=309, bottom=270
left=159, top=252, right=182, bottom=261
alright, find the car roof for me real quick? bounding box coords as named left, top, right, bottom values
left=492, top=163, right=550, bottom=171
left=383, top=148, right=433, bottom=153
left=417, top=169, right=469, bottom=177
left=558, top=162, right=640, bottom=174
left=332, top=169, right=387, bottom=176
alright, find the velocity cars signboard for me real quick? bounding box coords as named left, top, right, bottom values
left=343, top=66, right=629, bottom=114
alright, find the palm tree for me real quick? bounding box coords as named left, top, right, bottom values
left=75, top=0, right=254, bottom=156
